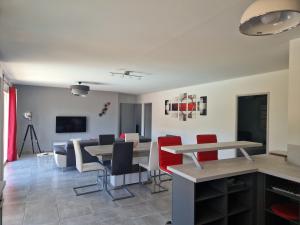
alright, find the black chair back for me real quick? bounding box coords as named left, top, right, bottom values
left=99, top=134, right=115, bottom=145
left=111, top=142, right=133, bottom=176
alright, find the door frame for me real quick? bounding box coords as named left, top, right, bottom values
left=235, top=92, right=270, bottom=154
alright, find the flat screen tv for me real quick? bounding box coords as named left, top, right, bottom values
left=56, top=116, right=87, bottom=133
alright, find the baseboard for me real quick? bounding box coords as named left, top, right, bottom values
left=287, top=145, right=300, bottom=166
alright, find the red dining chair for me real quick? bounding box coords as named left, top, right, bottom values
left=196, top=134, right=218, bottom=161
left=158, top=136, right=183, bottom=225
left=158, top=136, right=183, bottom=175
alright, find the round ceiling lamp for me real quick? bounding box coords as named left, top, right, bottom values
left=240, top=0, right=300, bottom=36
left=70, top=83, right=90, bottom=97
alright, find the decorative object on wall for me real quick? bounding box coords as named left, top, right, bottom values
left=179, top=93, right=188, bottom=121
left=188, top=94, right=197, bottom=119
left=165, top=94, right=208, bottom=121
left=198, top=96, right=207, bottom=116
left=99, top=102, right=111, bottom=117
left=171, top=99, right=179, bottom=118
left=165, top=100, right=170, bottom=115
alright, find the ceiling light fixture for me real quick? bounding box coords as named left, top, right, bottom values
left=240, top=0, right=300, bottom=36
left=110, top=70, right=149, bottom=80
left=70, top=82, right=90, bottom=97
left=70, top=81, right=106, bottom=97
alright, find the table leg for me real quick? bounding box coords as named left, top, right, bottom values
left=239, top=148, right=254, bottom=161
left=191, top=152, right=203, bottom=169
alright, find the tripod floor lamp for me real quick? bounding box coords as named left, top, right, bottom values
left=19, top=112, right=42, bottom=157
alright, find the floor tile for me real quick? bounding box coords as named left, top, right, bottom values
left=3, top=154, right=172, bottom=225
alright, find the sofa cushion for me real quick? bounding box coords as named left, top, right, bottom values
left=53, top=145, right=67, bottom=155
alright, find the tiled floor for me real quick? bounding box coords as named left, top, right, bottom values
left=3, top=154, right=171, bottom=225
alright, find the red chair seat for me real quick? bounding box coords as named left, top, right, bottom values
left=271, top=203, right=299, bottom=221
left=196, top=134, right=218, bottom=161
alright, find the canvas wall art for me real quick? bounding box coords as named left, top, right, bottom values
left=165, top=100, right=170, bottom=115
left=198, top=96, right=207, bottom=116
left=165, top=94, right=207, bottom=121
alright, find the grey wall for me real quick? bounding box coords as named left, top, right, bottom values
left=17, top=85, right=121, bottom=152
left=144, top=103, right=152, bottom=138
left=118, top=94, right=138, bottom=104
left=120, top=104, right=136, bottom=134
left=119, top=103, right=142, bottom=134
left=134, top=104, right=142, bottom=134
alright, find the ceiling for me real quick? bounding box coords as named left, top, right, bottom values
left=0, top=0, right=300, bottom=94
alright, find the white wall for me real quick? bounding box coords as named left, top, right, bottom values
left=0, top=71, right=4, bottom=180
left=138, top=70, right=288, bottom=159
left=288, top=38, right=300, bottom=149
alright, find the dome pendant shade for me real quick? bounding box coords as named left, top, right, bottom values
left=240, top=0, right=300, bottom=36
left=70, top=84, right=90, bottom=97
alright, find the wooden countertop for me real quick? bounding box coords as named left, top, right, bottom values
left=168, top=155, right=300, bottom=183
left=161, top=141, right=262, bottom=154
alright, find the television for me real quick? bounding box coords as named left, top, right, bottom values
left=56, top=116, right=87, bottom=133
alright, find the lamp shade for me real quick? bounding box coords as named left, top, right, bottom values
left=240, top=0, right=300, bottom=36
left=70, top=84, right=90, bottom=97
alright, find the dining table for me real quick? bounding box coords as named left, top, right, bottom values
left=84, top=142, right=151, bottom=161
left=85, top=142, right=151, bottom=186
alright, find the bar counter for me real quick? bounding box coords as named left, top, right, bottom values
left=168, top=155, right=300, bottom=225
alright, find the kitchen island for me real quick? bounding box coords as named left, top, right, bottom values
left=168, top=155, right=300, bottom=225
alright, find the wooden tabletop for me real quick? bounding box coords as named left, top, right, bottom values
left=161, top=141, right=262, bottom=154
left=85, top=142, right=151, bottom=159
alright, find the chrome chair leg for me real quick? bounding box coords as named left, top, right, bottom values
left=105, top=170, right=135, bottom=201
left=139, top=169, right=168, bottom=194
left=152, top=170, right=168, bottom=194
left=73, top=169, right=104, bottom=196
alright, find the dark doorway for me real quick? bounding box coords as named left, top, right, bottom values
left=144, top=103, right=152, bottom=139
left=119, top=103, right=142, bottom=135
left=237, top=94, right=268, bottom=156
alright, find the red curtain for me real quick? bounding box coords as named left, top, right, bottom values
left=7, top=87, right=17, bottom=162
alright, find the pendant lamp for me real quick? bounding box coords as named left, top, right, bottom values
left=240, top=0, right=300, bottom=36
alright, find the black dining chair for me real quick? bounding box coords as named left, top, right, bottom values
left=99, top=134, right=115, bottom=145
left=104, top=142, right=145, bottom=201
left=98, top=134, right=115, bottom=167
